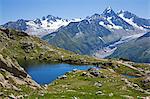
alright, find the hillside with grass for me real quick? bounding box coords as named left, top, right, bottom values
left=0, top=28, right=106, bottom=65
left=0, top=28, right=150, bottom=98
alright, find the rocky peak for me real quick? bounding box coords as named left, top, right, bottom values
left=117, top=10, right=124, bottom=15
left=102, top=6, right=116, bottom=17
left=16, top=19, right=27, bottom=23
left=34, top=18, right=42, bottom=25
left=118, top=10, right=136, bottom=19
left=88, top=13, right=101, bottom=20
left=46, top=15, right=62, bottom=22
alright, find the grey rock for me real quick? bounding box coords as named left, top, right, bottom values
left=94, top=82, right=102, bottom=87
left=0, top=92, right=4, bottom=96
left=96, top=90, right=103, bottom=95
left=0, top=54, right=40, bottom=90
left=9, top=94, right=16, bottom=99
left=143, top=77, right=150, bottom=83
left=109, top=93, right=113, bottom=97
left=90, top=71, right=100, bottom=77
left=57, top=75, right=67, bottom=79
left=72, top=69, right=78, bottom=72
left=88, top=68, right=100, bottom=77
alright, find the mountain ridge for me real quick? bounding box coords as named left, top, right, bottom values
left=2, top=7, right=149, bottom=37
left=1, top=7, right=150, bottom=63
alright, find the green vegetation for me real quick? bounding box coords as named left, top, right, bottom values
left=0, top=28, right=105, bottom=66
left=0, top=28, right=150, bottom=98
left=1, top=64, right=149, bottom=98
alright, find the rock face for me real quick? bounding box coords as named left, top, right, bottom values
left=0, top=54, right=40, bottom=90
left=21, top=41, right=35, bottom=53
left=142, top=76, right=150, bottom=90
left=88, top=68, right=101, bottom=77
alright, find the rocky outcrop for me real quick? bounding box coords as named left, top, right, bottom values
left=0, top=54, right=40, bottom=90
left=121, top=78, right=150, bottom=94
left=142, top=76, right=150, bottom=91
left=20, top=41, right=35, bottom=53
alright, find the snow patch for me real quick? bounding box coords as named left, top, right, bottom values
left=93, top=47, right=117, bottom=58
left=107, top=17, right=123, bottom=29
left=98, top=36, right=106, bottom=43
left=41, top=19, right=70, bottom=30
left=26, top=18, right=82, bottom=37
left=118, top=13, right=145, bottom=30
left=99, top=17, right=123, bottom=30
left=106, top=6, right=112, bottom=13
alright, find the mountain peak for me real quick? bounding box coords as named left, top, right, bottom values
left=118, top=10, right=137, bottom=19
left=34, top=18, right=42, bottom=25
left=106, top=6, right=112, bottom=11
left=102, top=7, right=116, bottom=17
left=46, top=15, right=62, bottom=20
left=104, top=6, right=113, bottom=13
left=118, top=10, right=125, bottom=14
left=89, top=13, right=101, bottom=19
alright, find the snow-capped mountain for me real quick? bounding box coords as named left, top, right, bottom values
left=86, top=7, right=150, bottom=31
left=42, top=7, right=150, bottom=63
left=2, top=15, right=82, bottom=37
left=91, top=8, right=150, bottom=60
left=96, top=7, right=134, bottom=30
left=118, top=10, right=150, bottom=30
left=27, top=15, right=81, bottom=32
left=1, top=7, right=150, bottom=62
left=2, top=7, right=150, bottom=37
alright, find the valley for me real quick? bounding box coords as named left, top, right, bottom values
left=0, top=4, right=150, bottom=98
left=93, top=32, right=147, bottom=58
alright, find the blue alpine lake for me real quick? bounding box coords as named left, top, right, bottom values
left=25, top=63, right=93, bottom=85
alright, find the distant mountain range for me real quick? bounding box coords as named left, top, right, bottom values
left=1, top=7, right=150, bottom=63
left=2, top=15, right=81, bottom=37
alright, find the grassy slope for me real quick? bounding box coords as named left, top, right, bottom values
left=0, top=28, right=150, bottom=98
left=31, top=63, right=150, bottom=98
left=1, top=63, right=149, bottom=99
left=0, top=28, right=106, bottom=65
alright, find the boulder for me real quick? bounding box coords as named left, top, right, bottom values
left=90, top=71, right=100, bottom=77
left=96, top=90, right=103, bottom=95
left=0, top=92, right=3, bottom=96
left=72, top=69, right=78, bottom=72
left=94, top=82, right=102, bottom=87
left=82, top=68, right=101, bottom=77
left=8, top=94, right=16, bottom=99
left=142, top=76, right=150, bottom=89
left=81, top=72, right=92, bottom=77
left=142, top=77, right=150, bottom=83
left=0, top=54, right=40, bottom=90
left=57, top=75, right=67, bottom=79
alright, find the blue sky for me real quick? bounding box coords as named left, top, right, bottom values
left=0, top=0, right=150, bottom=24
